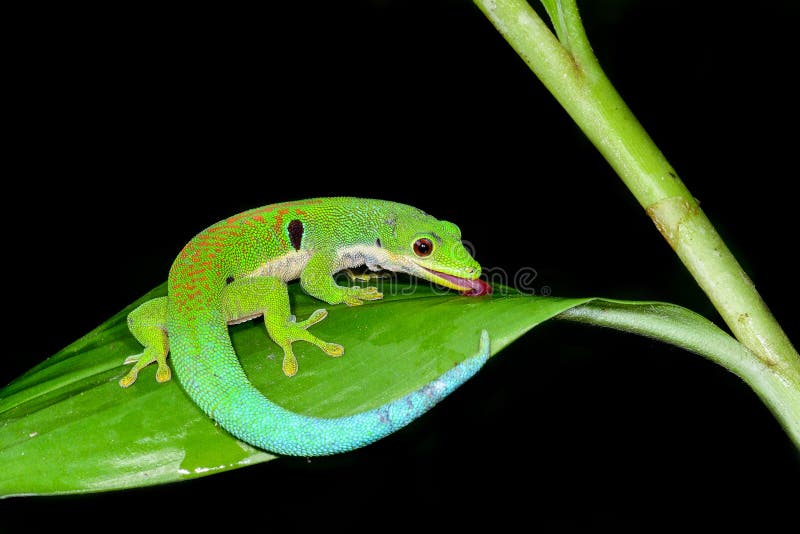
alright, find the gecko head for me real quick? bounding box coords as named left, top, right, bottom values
left=378, top=209, right=492, bottom=296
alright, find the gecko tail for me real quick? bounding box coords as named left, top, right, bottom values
left=174, top=328, right=490, bottom=456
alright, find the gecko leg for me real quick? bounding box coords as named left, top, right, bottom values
left=120, top=297, right=170, bottom=387
left=122, top=276, right=347, bottom=387
left=302, top=252, right=384, bottom=306
left=222, top=277, right=344, bottom=377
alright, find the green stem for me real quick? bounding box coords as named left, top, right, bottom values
left=473, top=0, right=799, bottom=378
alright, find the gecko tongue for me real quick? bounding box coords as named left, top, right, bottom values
left=425, top=268, right=493, bottom=297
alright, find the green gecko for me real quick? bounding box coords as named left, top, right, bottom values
left=120, top=197, right=492, bottom=456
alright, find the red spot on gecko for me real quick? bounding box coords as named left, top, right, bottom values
left=169, top=199, right=325, bottom=312
left=271, top=208, right=290, bottom=235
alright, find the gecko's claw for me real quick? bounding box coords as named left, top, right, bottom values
left=320, top=342, right=344, bottom=357
left=155, top=363, right=172, bottom=383
left=119, top=370, right=139, bottom=388
left=282, top=350, right=299, bottom=377
left=295, top=309, right=328, bottom=329
left=123, top=353, right=143, bottom=366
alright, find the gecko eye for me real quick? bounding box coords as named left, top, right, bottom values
left=413, top=238, right=433, bottom=257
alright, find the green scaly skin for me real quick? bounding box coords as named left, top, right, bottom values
left=121, top=197, right=490, bottom=456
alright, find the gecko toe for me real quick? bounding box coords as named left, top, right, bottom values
left=322, top=343, right=345, bottom=357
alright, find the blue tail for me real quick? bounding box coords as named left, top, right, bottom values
left=173, top=327, right=490, bottom=456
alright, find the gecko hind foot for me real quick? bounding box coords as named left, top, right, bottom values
left=292, top=309, right=343, bottom=356
left=270, top=309, right=345, bottom=377
left=119, top=346, right=170, bottom=388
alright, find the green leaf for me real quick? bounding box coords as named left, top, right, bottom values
left=3, top=279, right=797, bottom=497
left=0, top=279, right=586, bottom=497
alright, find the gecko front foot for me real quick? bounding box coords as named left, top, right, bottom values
left=342, top=286, right=383, bottom=306
left=344, top=269, right=391, bottom=283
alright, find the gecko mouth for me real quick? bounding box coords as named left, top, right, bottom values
left=421, top=267, right=493, bottom=297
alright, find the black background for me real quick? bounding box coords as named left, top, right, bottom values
left=4, top=0, right=799, bottom=529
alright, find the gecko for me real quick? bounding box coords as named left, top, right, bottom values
left=119, top=197, right=492, bottom=456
